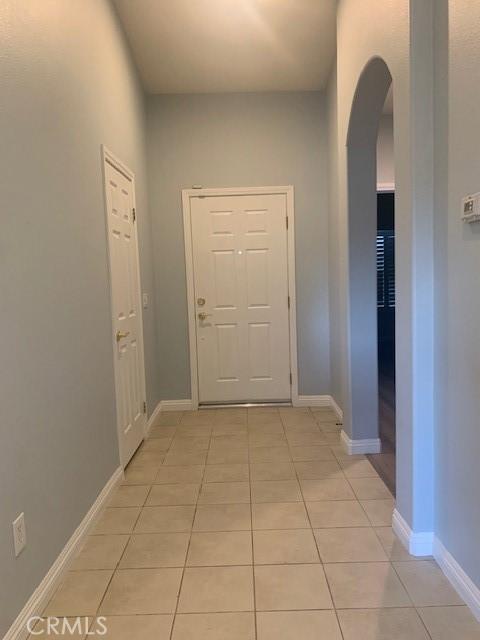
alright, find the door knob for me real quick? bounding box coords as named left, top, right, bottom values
left=116, top=330, right=130, bottom=342
left=198, top=312, right=212, bottom=321
left=197, top=297, right=206, bottom=306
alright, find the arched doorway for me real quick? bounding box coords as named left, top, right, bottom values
left=344, top=57, right=392, bottom=456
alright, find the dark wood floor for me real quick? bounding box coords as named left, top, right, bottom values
left=367, top=346, right=396, bottom=495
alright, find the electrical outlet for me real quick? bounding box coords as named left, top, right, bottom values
left=142, top=292, right=149, bottom=309
left=12, top=513, right=26, bottom=557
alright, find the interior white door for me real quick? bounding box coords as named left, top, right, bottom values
left=104, top=156, right=146, bottom=466
left=191, top=193, right=291, bottom=403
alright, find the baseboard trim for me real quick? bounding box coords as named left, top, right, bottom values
left=434, top=537, right=480, bottom=622
left=145, top=401, right=162, bottom=435
left=294, top=395, right=331, bottom=408
left=329, top=396, right=343, bottom=421
left=160, top=399, right=194, bottom=412
left=340, top=429, right=381, bottom=454
left=3, top=467, right=123, bottom=640
left=392, top=509, right=434, bottom=556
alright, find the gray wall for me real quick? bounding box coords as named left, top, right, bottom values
left=0, top=1, right=159, bottom=633
left=435, top=0, right=480, bottom=588
left=147, top=92, right=330, bottom=399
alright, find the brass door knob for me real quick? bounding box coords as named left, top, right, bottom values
left=198, top=312, right=212, bottom=321
left=116, top=330, right=130, bottom=342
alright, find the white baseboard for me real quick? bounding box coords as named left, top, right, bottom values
left=340, top=429, right=381, bottom=454
left=329, top=396, right=343, bottom=421
left=293, top=395, right=331, bottom=408
left=392, top=508, right=434, bottom=556
left=145, top=401, right=162, bottom=435
left=434, top=537, right=480, bottom=622
left=160, top=399, right=194, bottom=411
left=3, top=467, right=123, bottom=640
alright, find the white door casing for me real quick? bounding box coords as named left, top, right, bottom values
left=102, top=147, right=147, bottom=467
left=183, top=186, right=298, bottom=406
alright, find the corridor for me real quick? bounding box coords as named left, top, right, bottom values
left=35, top=407, right=479, bottom=639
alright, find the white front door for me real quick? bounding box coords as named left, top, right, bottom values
left=191, top=193, right=292, bottom=403
left=103, top=152, right=146, bottom=467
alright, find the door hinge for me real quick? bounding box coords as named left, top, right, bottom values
left=289, top=372, right=293, bottom=385
left=287, top=295, right=291, bottom=309
left=286, top=216, right=289, bottom=230
left=132, top=207, right=136, bottom=223
left=143, top=401, right=147, bottom=414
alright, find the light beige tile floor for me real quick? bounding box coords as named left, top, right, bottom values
left=38, top=407, right=480, bottom=639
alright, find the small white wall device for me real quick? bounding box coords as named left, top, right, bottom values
left=461, top=192, right=480, bottom=223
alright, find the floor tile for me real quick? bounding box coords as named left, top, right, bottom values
left=193, top=504, right=252, bottom=531
left=71, top=535, right=128, bottom=570
left=324, top=562, right=410, bottom=608
left=337, top=608, right=430, bottom=640
left=207, top=448, right=249, bottom=464
left=176, top=426, right=213, bottom=438
left=100, top=568, right=182, bottom=614
left=418, top=605, right=480, bottom=640
left=393, top=560, right=464, bottom=606
left=198, top=481, right=250, bottom=504
left=250, top=462, right=296, bottom=481
left=181, top=411, right=216, bottom=426
left=349, top=477, right=392, bottom=500
left=314, top=527, right=388, bottom=562
left=360, top=499, right=395, bottom=525
left=146, top=483, right=200, bottom=506
left=252, top=502, right=309, bottom=529
left=169, top=436, right=210, bottom=452
left=213, top=424, right=248, bottom=436
left=306, top=500, right=371, bottom=528
left=248, top=434, right=288, bottom=448
left=249, top=447, right=292, bottom=463
left=289, top=445, right=336, bottom=461
left=141, top=437, right=172, bottom=452
left=134, top=505, right=195, bottom=533
left=153, top=411, right=183, bottom=426
left=248, top=413, right=282, bottom=426
left=253, top=529, right=319, bottom=564
left=172, top=612, right=255, bottom=640
left=122, top=466, right=159, bottom=485
left=178, top=566, right=254, bottom=612
left=339, top=458, right=379, bottom=478
left=294, top=460, right=342, bottom=479
left=187, top=531, right=253, bottom=566
left=252, top=480, right=302, bottom=503
left=128, top=450, right=165, bottom=467
left=154, top=465, right=205, bottom=484
left=109, top=485, right=150, bottom=507
left=211, top=434, right=248, bottom=447
left=120, top=532, right=189, bottom=568
left=248, top=423, right=284, bottom=435
left=164, top=450, right=208, bottom=466
left=213, top=409, right=248, bottom=426
left=93, top=507, right=140, bottom=534
left=255, top=564, right=333, bottom=610
left=286, top=433, right=327, bottom=447
left=149, top=425, right=178, bottom=438
left=300, top=478, right=355, bottom=501
left=257, top=610, right=342, bottom=640
left=204, top=463, right=249, bottom=482
left=322, top=432, right=342, bottom=444
left=91, top=615, right=173, bottom=639
left=43, top=571, right=112, bottom=616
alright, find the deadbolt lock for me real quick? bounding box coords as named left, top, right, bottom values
left=197, top=297, right=206, bottom=306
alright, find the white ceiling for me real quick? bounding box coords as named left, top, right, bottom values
left=113, top=0, right=337, bottom=94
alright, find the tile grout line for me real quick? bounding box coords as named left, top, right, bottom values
left=286, top=408, right=347, bottom=640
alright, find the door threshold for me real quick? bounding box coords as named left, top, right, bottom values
left=199, top=401, right=292, bottom=409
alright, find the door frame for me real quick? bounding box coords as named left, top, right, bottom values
left=182, top=185, right=298, bottom=409
left=101, top=145, right=148, bottom=466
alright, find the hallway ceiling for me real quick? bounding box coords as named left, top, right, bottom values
left=112, top=0, right=337, bottom=94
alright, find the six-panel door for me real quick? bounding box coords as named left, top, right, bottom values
left=104, top=160, right=146, bottom=466
left=191, top=193, right=291, bottom=403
